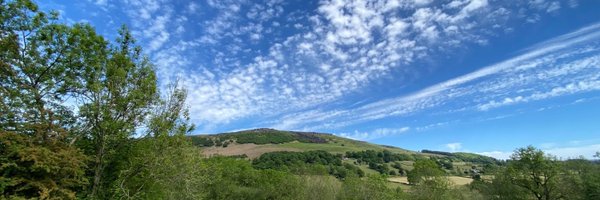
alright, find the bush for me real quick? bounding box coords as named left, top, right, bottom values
left=190, top=136, right=215, bottom=147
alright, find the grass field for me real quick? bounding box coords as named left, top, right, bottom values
left=202, top=143, right=300, bottom=159
left=276, top=138, right=415, bottom=154
left=202, top=137, right=417, bottom=158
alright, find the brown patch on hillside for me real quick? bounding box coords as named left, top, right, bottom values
left=388, top=176, right=473, bottom=186
left=388, top=177, right=410, bottom=185
left=447, top=176, right=474, bottom=185
left=201, top=143, right=301, bottom=159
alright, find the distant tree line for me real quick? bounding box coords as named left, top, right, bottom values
left=190, top=129, right=328, bottom=147
left=422, top=150, right=501, bottom=165
left=422, top=149, right=455, bottom=156
left=346, top=150, right=418, bottom=164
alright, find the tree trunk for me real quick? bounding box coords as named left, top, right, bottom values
left=91, top=136, right=105, bottom=198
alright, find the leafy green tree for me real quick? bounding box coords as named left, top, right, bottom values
left=75, top=25, right=158, bottom=198
left=406, top=159, right=456, bottom=200
left=582, top=166, right=600, bottom=200
left=506, top=146, right=563, bottom=200
left=199, top=156, right=304, bottom=200
left=562, top=158, right=600, bottom=200
left=407, top=159, right=445, bottom=185
left=108, top=84, right=202, bottom=199
left=298, top=175, right=341, bottom=200
left=1, top=0, right=95, bottom=198
left=471, top=170, right=529, bottom=200
left=339, top=174, right=404, bottom=200
left=408, top=177, right=453, bottom=200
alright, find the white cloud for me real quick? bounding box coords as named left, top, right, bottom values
left=479, top=144, right=600, bottom=160
left=119, top=0, right=187, bottom=53
left=93, top=0, right=107, bottom=6
left=454, top=0, right=488, bottom=20
left=270, top=22, right=600, bottom=130
left=546, top=144, right=600, bottom=159
left=446, top=142, right=463, bottom=152
left=546, top=1, right=561, bottom=13
left=339, top=127, right=411, bottom=141
left=187, top=2, right=199, bottom=13
left=109, top=0, right=577, bottom=132
left=478, top=151, right=512, bottom=160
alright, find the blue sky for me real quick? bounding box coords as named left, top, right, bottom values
left=39, top=0, right=600, bottom=159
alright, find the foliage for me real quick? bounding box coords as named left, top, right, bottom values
left=422, top=149, right=455, bottom=156
left=391, top=162, right=406, bottom=175
left=252, top=150, right=364, bottom=179
left=422, top=150, right=500, bottom=165
left=199, top=156, right=304, bottom=200
left=408, top=176, right=453, bottom=200
left=561, top=158, right=600, bottom=200
left=1, top=0, right=90, bottom=198
left=190, top=136, right=214, bottom=147
left=224, top=130, right=297, bottom=144
left=368, top=163, right=391, bottom=175
left=345, top=150, right=415, bottom=167
left=339, top=175, right=405, bottom=200
left=108, top=85, right=202, bottom=199
left=1, top=1, right=193, bottom=199
left=298, top=175, right=341, bottom=200
left=470, top=172, right=530, bottom=200
left=75, top=24, right=159, bottom=198
left=0, top=132, right=87, bottom=199
left=193, top=128, right=329, bottom=147
left=407, top=159, right=446, bottom=185
left=475, top=146, right=600, bottom=200
left=505, top=146, right=562, bottom=200
left=452, top=152, right=501, bottom=165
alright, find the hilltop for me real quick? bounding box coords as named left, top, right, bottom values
left=189, top=128, right=416, bottom=158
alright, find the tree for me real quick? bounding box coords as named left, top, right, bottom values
left=406, top=159, right=454, bottom=200
left=471, top=172, right=529, bottom=200
left=339, top=175, right=404, bottom=200
left=562, top=158, right=600, bottom=200
left=506, top=146, right=562, bottom=200
left=1, top=1, right=93, bottom=198
left=2, top=0, right=213, bottom=199
left=407, top=159, right=445, bottom=185
left=75, top=25, right=158, bottom=198
left=108, top=84, right=202, bottom=199
left=408, top=177, right=453, bottom=200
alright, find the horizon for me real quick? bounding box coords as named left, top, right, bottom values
left=40, top=0, right=600, bottom=160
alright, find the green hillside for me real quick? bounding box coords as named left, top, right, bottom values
left=189, top=128, right=502, bottom=178
left=190, top=128, right=416, bottom=157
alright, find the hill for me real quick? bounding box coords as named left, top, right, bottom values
left=189, top=128, right=500, bottom=181
left=190, top=128, right=415, bottom=158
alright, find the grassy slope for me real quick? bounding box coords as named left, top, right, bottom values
left=195, top=128, right=416, bottom=158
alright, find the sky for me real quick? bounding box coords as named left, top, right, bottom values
left=38, top=0, right=600, bottom=159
